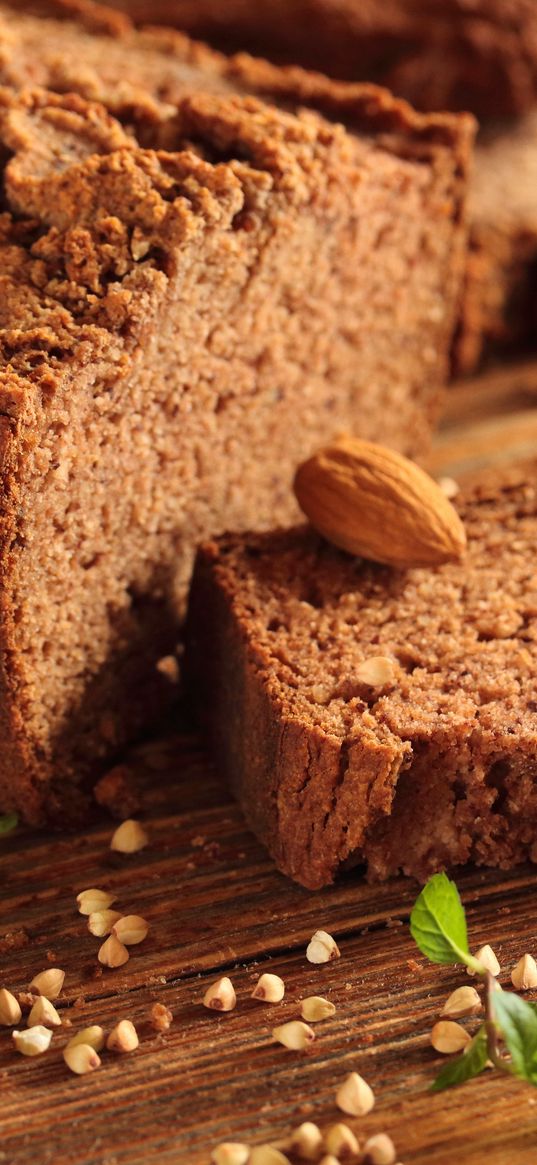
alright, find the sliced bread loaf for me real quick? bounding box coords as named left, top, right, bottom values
left=0, top=5, right=471, bottom=822
left=186, top=466, right=537, bottom=887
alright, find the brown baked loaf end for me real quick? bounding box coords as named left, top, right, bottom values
left=105, top=0, right=537, bottom=119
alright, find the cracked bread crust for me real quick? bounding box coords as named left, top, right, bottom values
left=65, top=0, right=536, bottom=370
left=186, top=467, right=537, bottom=888
left=0, top=7, right=472, bottom=823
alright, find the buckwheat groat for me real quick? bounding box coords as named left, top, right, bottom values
left=0, top=6, right=471, bottom=822
left=186, top=466, right=537, bottom=889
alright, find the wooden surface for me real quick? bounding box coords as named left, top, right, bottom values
left=2, top=362, right=537, bottom=1165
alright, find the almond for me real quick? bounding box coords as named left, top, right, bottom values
left=294, top=436, right=466, bottom=569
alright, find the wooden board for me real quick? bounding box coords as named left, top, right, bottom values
left=1, top=363, right=537, bottom=1165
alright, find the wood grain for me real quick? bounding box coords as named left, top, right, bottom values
left=1, top=735, right=537, bottom=1165
left=1, top=365, right=537, bottom=1165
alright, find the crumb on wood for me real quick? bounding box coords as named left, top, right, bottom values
left=150, top=1002, right=173, bottom=1032
left=93, top=765, right=141, bottom=820
left=17, top=992, right=37, bottom=1011
left=0, top=928, right=29, bottom=953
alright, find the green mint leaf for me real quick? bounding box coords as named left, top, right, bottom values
left=410, top=872, right=477, bottom=968
left=494, top=990, right=537, bottom=1084
left=0, top=812, right=18, bottom=836
left=431, top=1025, right=488, bottom=1091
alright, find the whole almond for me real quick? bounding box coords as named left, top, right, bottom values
left=294, top=436, right=466, bottom=569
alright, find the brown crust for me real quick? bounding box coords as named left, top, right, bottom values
left=0, top=414, right=31, bottom=816
left=91, top=0, right=537, bottom=119
left=12, top=2, right=533, bottom=377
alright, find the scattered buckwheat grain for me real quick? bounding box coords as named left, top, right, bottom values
left=28, top=996, right=61, bottom=1029
left=98, top=935, right=129, bottom=968
left=324, top=1122, right=360, bottom=1159
left=249, top=1148, right=290, bottom=1165
left=0, top=988, right=22, bottom=1026
left=363, top=1133, right=397, bottom=1165
left=88, top=910, right=123, bottom=937
left=107, top=1019, right=139, bottom=1053
left=511, top=954, right=537, bottom=990
left=431, top=1020, right=471, bottom=1054
left=211, top=1145, right=250, bottom=1165
left=440, top=986, right=482, bottom=1019
left=76, top=889, right=116, bottom=915
left=29, top=968, right=65, bottom=1000
left=272, top=1021, right=315, bottom=1051
left=67, top=1026, right=105, bottom=1052
left=306, top=931, right=340, bottom=964
left=300, top=996, right=336, bottom=1022
left=13, top=1026, right=52, bottom=1056
left=251, top=973, right=285, bottom=1004
left=110, top=819, right=148, bottom=854
left=203, top=977, right=237, bottom=1012
left=289, top=1121, right=322, bottom=1159
left=113, top=916, right=149, bottom=945
left=63, top=1043, right=101, bottom=1075
left=471, top=945, right=500, bottom=977
left=336, top=1072, right=375, bottom=1116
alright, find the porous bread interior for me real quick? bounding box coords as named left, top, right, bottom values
left=204, top=471, right=537, bottom=883
left=0, top=79, right=461, bottom=816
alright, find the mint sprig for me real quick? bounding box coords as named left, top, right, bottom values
left=493, top=990, right=537, bottom=1084
left=0, top=812, right=18, bottom=835
left=409, top=872, right=537, bottom=1091
left=430, top=1025, right=488, bottom=1091
left=410, top=872, right=482, bottom=973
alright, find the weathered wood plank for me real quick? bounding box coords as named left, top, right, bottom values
left=1, top=737, right=537, bottom=1164
left=444, top=358, right=537, bottom=428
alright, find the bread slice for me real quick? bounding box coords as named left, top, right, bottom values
left=186, top=465, right=537, bottom=888
left=105, top=0, right=537, bottom=119
left=0, top=7, right=472, bottom=823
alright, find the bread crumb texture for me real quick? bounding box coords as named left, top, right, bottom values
left=0, top=1, right=470, bottom=821
left=186, top=467, right=537, bottom=888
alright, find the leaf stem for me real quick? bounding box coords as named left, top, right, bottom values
left=483, top=971, right=513, bottom=1075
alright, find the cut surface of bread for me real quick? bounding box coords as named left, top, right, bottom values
left=0, top=5, right=472, bottom=822
left=186, top=466, right=537, bottom=888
